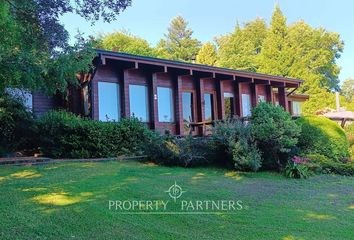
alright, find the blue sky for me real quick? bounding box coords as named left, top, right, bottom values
left=60, top=0, right=353, bottom=84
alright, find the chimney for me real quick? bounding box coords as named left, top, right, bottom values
left=336, top=92, right=340, bottom=111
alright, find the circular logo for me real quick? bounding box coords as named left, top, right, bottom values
left=166, top=182, right=185, bottom=202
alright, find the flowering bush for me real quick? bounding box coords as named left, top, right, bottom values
left=292, top=156, right=309, bottom=164
left=285, top=156, right=310, bottom=179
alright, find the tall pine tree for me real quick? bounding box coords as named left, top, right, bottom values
left=155, top=16, right=201, bottom=62
left=257, top=5, right=288, bottom=76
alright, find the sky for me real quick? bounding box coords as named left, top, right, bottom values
left=60, top=0, right=353, bottom=84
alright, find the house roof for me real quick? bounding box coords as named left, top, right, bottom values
left=323, top=111, right=354, bottom=119
left=95, top=49, right=304, bottom=87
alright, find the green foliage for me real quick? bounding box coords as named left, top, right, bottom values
left=217, top=19, right=266, bottom=71
left=305, top=154, right=354, bottom=176
left=211, top=119, right=262, bottom=171
left=285, top=162, right=309, bottom=179
left=341, top=79, right=354, bottom=102
left=144, top=135, right=211, bottom=167
left=37, top=111, right=152, bottom=158
left=154, top=16, right=201, bottom=62
left=344, top=123, right=354, bottom=159
left=0, top=95, right=37, bottom=155
left=95, top=31, right=155, bottom=56
left=196, top=42, right=217, bottom=66
left=296, top=116, right=350, bottom=162
left=257, top=5, right=288, bottom=76
left=216, top=5, right=343, bottom=114
left=231, top=140, right=262, bottom=172
left=0, top=0, right=128, bottom=94
left=251, top=103, right=300, bottom=169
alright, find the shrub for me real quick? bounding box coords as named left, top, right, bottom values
left=37, top=111, right=152, bottom=158
left=251, top=102, right=300, bottom=169
left=344, top=124, right=354, bottom=159
left=284, top=157, right=310, bottom=179
left=211, top=119, right=262, bottom=171
left=296, top=116, right=350, bottom=162
left=304, top=154, right=354, bottom=176
left=232, top=140, right=261, bottom=172
left=144, top=134, right=211, bottom=167
left=0, top=95, right=37, bottom=155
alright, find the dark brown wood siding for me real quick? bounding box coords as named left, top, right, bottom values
left=32, top=92, right=55, bottom=117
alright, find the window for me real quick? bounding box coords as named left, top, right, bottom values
left=6, top=88, right=33, bottom=111
left=98, top=82, right=120, bottom=121
left=258, top=95, right=266, bottom=103
left=292, top=101, right=302, bottom=116
left=242, top=94, right=251, bottom=117
left=83, top=85, right=90, bottom=116
left=182, top=92, right=194, bottom=132
left=157, top=87, right=174, bottom=122
left=204, top=93, right=214, bottom=121
left=182, top=92, right=193, bottom=123
left=224, top=92, right=234, bottom=118
left=129, top=84, right=149, bottom=122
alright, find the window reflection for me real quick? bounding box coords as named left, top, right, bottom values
left=204, top=93, right=214, bottom=121
left=158, top=87, right=174, bottom=122
left=129, top=84, right=149, bottom=122
left=224, top=92, right=234, bottom=118
left=98, top=82, right=120, bottom=121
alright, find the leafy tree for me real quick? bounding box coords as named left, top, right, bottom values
left=0, top=0, right=131, bottom=94
left=155, top=16, right=201, bottom=62
left=95, top=31, right=155, bottom=56
left=196, top=42, right=217, bottom=66
left=285, top=21, right=343, bottom=92
left=217, top=5, right=343, bottom=114
left=217, top=18, right=267, bottom=71
left=341, top=79, right=354, bottom=102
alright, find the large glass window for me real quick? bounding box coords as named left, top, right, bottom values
left=129, top=84, right=149, bottom=122
left=224, top=92, right=234, bottom=118
left=292, top=101, right=302, bottom=116
left=258, top=95, right=266, bottom=103
left=98, top=82, right=120, bottom=121
left=182, top=92, right=193, bottom=123
left=158, top=87, right=174, bottom=122
left=242, top=94, right=251, bottom=117
left=204, top=93, right=214, bottom=121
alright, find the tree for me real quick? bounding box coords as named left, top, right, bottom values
left=217, top=18, right=267, bottom=71
left=0, top=0, right=131, bottom=94
left=196, top=42, right=217, bottom=66
left=341, top=79, right=354, bottom=102
left=285, top=21, right=343, bottom=93
left=217, top=5, right=343, bottom=114
left=257, top=5, right=288, bottom=76
left=95, top=31, right=154, bottom=56
left=155, top=16, right=201, bottom=62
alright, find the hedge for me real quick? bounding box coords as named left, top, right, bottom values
left=37, top=111, right=153, bottom=158
left=296, top=116, right=350, bottom=162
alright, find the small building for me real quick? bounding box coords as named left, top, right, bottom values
left=31, top=49, right=308, bottom=135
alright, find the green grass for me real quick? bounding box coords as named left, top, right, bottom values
left=0, top=161, right=353, bottom=240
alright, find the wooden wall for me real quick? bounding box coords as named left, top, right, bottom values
left=90, top=63, right=292, bottom=135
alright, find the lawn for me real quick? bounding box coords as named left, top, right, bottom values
left=0, top=161, right=353, bottom=240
